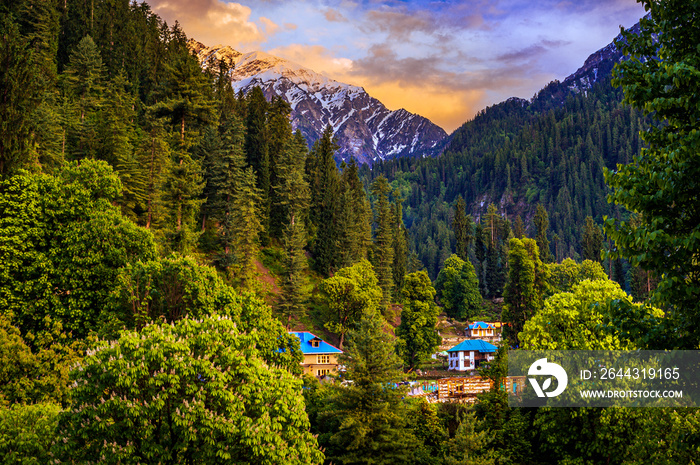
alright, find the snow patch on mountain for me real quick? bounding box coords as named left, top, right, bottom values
left=190, top=40, right=447, bottom=166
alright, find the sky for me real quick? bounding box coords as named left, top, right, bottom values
left=147, top=0, right=647, bottom=133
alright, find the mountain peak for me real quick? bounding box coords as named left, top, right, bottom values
left=190, top=41, right=446, bottom=166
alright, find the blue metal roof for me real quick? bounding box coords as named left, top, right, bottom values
left=290, top=332, right=343, bottom=355
left=468, top=322, right=491, bottom=330
left=447, top=339, right=498, bottom=353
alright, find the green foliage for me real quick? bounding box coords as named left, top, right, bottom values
left=56, top=315, right=323, bottom=464
left=452, top=195, right=471, bottom=261
left=623, top=408, right=700, bottom=465
left=318, top=260, right=382, bottom=348
left=0, top=160, right=157, bottom=340
left=0, top=16, right=45, bottom=175
left=371, top=175, right=395, bottom=308
left=435, top=254, right=482, bottom=320
left=0, top=316, right=80, bottom=406
left=547, top=258, right=607, bottom=294
left=107, top=254, right=301, bottom=373
left=0, top=402, right=61, bottom=465
left=275, top=131, right=310, bottom=327
left=323, top=309, right=418, bottom=465
left=520, top=278, right=662, bottom=350
left=581, top=216, right=604, bottom=262
left=307, top=125, right=342, bottom=275
left=502, top=238, right=548, bottom=346
left=396, top=271, right=441, bottom=369
left=534, top=204, right=552, bottom=263
left=534, top=407, right=647, bottom=465
left=607, top=0, right=700, bottom=348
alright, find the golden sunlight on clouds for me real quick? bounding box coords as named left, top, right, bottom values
left=270, top=44, right=480, bottom=132
left=149, top=0, right=266, bottom=48
left=362, top=83, right=484, bottom=133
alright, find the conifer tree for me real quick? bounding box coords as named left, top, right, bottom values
left=581, top=216, right=603, bottom=262
left=229, top=166, right=263, bottom=289
left=63, top=35, right=105, bottom=160
left=275, top=132, right=310, bottom=327
left=148, top=50, right=214, bottom=148
left=267, top=96, right=293, bottom=238
left=244, top=86, right=270, bottom=196
left=392, top=189, right=408, bottom=297
left=513, top=215, right=526, bottom=239
left=325, top=309, right=419, bottom=464
left=138, top=121, right=170, bottom=230
left=372, top=175, right=395, bottom=309
left=161, top=150, right=204, bottom=254
left=534, top=204, right=553, bottom=263
left=337, top=159, right=372, bottom=266
left=502, top=238, right=548, bottom=346
left=396, top=271, right=441, bottom=370
left=0, top=17, right=46, bottom=175
left=453, top=195, right=470, bottom=261
left=307, top=125, right=341, bottom=275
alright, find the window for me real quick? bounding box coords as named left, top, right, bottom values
left=317, top=369, right=330, bottom=377
left=311, top=338, right=320, bottom=348
left=317, top=355, right=330, bottom=364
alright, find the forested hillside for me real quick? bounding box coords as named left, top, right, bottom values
left=365, top=57, right=647, bottom=283
left=3, top=0, right=700, bottom=463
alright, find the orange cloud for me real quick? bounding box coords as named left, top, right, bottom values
left=269, top=43, right=490, bottom=132
left=148, top=0, right=267, bottom=48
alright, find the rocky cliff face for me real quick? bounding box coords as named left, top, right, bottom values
left=563, top=17, right=646, bottom=93
left=190, top=40, right=447, bottom=166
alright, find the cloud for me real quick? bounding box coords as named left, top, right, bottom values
left=259, top=16, right=279, bottom=35
left=323, top=8, right=348, bottom=22
left=148, top=0, right=267, bottom=48
left=269, top=42, right=546, bottom=132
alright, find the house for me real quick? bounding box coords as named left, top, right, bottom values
left=465, top=321, right=502, bottom=342
left=290, top=332, right=343, bottom=377
left=447, top=339, right=497, bottom=371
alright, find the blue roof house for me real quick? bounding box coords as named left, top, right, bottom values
left=289, top=332, right=343, bottom=377
left=447, top=339, right=498, bottom=371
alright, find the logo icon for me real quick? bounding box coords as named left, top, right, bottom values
left=528, top=358, right=568, bottom=397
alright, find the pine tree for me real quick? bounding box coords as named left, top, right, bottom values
left=372, top=175, right=395, bottom=309
left=229, top=166, right=263, bottom=289
left=275, top=132, right=310, bottom=327
left=267, top=96, right=293, bottom=239
left=513, top=215, right=526, bottom=239
left=502, top=238, right=548, bottom=347
left=337, top=159, right=372, bottom=266
left=244, top=86, right=270, bottom=195
left=161, top=150, right=204, bottom=254
left=326, top=309, right=419, bottom=464
left=392, top=189, right=408, bottom=297
left=581, top=216, right=603, bottom=262
left=63, top=35, right=105, bottom=160
left=534, top=204, right=553, bottom=263
left=453, top=195, right=470, bottom=261
left=307, top=125, right=341, bottom=275
left=148, top=50, right=214, bottom=148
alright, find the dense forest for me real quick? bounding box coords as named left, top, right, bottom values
left=364, top=73, right=648, bottom=285
left=1, top=0, right=700, bottom=464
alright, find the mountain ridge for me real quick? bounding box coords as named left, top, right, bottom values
left=189, top=40, right=447, bottom=166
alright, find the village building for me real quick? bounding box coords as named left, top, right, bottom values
left=464, top=321, right=502, bottom=342
left=290, top=331, right=343, bottom=377
left=447, top=339, right=498, bottom=371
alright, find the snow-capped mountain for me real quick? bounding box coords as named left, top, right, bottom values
left=189, top=40, right=447, bottom=166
